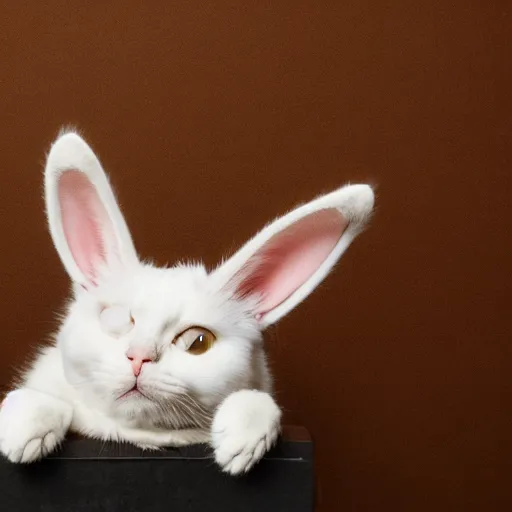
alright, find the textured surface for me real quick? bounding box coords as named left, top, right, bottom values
left=0, top=431, right=314, bottom=512
left=0, top=2, right=510, bottom=511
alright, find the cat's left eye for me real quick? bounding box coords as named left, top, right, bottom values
left=173, top=327, right=216, bottom=355
left=99, top=305, right=134, bottom=336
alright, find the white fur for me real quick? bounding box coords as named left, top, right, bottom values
left=212, top=390, right=282, bottom=474
left=0, top=131, right=375, bottom=474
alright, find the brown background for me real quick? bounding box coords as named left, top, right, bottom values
left=0, top=2, right=510, bottom=510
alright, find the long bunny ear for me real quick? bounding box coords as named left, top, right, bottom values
left=210, top=184, right=374, bottom=328
left=44, top=131, right=138, bottom=287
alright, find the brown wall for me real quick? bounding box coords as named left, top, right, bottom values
left=1, top=2, right=510, bottom=510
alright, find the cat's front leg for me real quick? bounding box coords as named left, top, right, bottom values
left=211, top=390, right=282, bottom=475
left=0, top=388, right=72, bottom=463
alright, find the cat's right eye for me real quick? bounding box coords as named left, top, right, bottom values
left=99, top=305, right=134, bottom=337
left=173, top=326, right=217, bottom=355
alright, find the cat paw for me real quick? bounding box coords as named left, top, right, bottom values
left=211, top=390, right=281, bottom=475
left=0, top=389, right=72, bottom=463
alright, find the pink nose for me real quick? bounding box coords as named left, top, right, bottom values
left=126, top=350, right=153, bottom=376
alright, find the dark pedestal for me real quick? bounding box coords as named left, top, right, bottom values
left=0, top=426, right=314, bottom=512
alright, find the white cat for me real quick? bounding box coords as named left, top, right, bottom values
left=0, top=131, right=374, bottom=474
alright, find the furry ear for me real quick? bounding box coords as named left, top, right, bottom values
left=44, top=131, right=138, bottom=287
left=210, top=184, right=374, bottom=328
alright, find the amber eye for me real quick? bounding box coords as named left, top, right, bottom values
left=174, top=327, right=216, bottom=355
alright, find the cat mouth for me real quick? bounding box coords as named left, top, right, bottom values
left=117, top=384, right=151, bottom=401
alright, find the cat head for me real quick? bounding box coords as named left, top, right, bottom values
left=45, top=131, right=374, bottom=428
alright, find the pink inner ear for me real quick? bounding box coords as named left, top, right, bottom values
left=237, top=208, right=349, bottom=316
left=58, top=170, right=112, bottom=284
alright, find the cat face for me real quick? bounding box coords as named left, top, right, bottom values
left=59, top=264, right=263, bottom=428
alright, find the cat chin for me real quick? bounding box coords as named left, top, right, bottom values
left=110, top=403, right=159, bottom=429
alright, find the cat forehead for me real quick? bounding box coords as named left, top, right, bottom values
left=95, top=263, right=211, bottom=307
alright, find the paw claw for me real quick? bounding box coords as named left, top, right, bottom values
left=252, top=438, right=267, bottom=462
